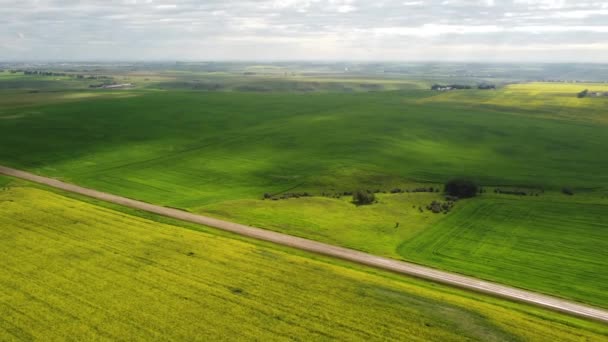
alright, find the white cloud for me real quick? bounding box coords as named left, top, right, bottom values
left=336, top=5, right=357, bottom=13
left=513, top=0, right=566, bottom=9
left=374, top=24, right=502, bottom=37
left=511, top=25, right=608, bottom=33
left=0, top=0, right=607, bottom=61
left=155, top=4, right=177, bottom=10
left=550, top=9, right=608, bottom=19
left=372, top=24, right=608, bottom=37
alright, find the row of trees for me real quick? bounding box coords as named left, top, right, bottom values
left=10, top=69, right=111, bottom=81
left=23, top=70, right=66, bottom=77
left=352, top=179, right=479, bottom=206
left=431, top=84, right=496, bottom=91
left=431, top=84, right=472, bottom=90
left=286, top=179, right=574, bottom=206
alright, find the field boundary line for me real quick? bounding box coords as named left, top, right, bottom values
left=1, top=164, right=607, bottom=323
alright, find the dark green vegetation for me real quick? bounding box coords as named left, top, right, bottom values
left=0, top=175, right=10, bottom=187
left=445, top=179, right=479, bottom=198
left=1, top=69, right=607, bottom=310
left=353, top=190, right=376, bottom=205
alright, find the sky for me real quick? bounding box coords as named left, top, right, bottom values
left=1, top=0, right=608, bottom=62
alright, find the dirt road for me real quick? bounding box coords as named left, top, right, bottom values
left=1, top=164, right=607, bottom=323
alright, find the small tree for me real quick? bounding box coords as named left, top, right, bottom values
left=444, top=179, right=479, bottom=198
left=577, top=89, right=589, bottom=98
left=353, top=190, right=375, bottom=205
left=562, top=187, right=574, bottom=196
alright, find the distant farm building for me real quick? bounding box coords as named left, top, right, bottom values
left=102, top=83, right=133, bottom=89
left=431, top=84, right=472, bottom=91
left=432, top=85, right=453, bottom=91
left=90, top=83, right=134, bottom=89
left=589, top=91, right=608, bottom=97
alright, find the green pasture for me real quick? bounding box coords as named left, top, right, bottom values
left=0, top=185, right=607, bottom=341
left=201, top=192, right=447, bottom=257
left=0, top=87, right=606, bottom=206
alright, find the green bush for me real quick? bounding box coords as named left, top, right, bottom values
left=353, top=190, right=375, bottom=205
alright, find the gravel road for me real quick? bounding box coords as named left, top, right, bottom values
left=1, top=164, right=607, bottom=323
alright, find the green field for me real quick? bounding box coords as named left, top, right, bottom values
left=1, top=184, right=607, bottom=341
left=399, top=196, right=608, bottom=307
left=418, top=82, right=608, bottom=125
left=1, top=85, right=607, bottom=203
left=1, top=78, right=607, bottom=309
left=202, top=191, right=446, bottom=257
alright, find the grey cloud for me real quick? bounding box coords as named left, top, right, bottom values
left=0, top=0, right=607, bottom=61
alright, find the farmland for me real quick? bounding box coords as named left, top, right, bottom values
left=1, top=183, right=607, bottom=341
left=399, top=195, right=608, bottom=307
left=1, top=83, right=607, bottom=203
left=1, top=72, right=607, bottom=309
left=4, top=0, right=608, bottom=337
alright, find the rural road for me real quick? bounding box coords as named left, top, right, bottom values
left=1, top=164, right=608, bottom=323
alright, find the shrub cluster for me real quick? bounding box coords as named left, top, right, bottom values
left=321, top=191, right=353, bottom=199
left=390, top=187, right=439, bottom=194
left=494, top=188, right=528, bottom=196
left=494, top=188, right=542, bottom=196
left=352, top=190, right=376, bottom=205
left=562, top=187, right=574, bottom=196
left=425, top=200, right=456, bottom=214
left=263, top=192, right=311, bottom=201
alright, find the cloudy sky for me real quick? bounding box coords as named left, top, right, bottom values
left=2, top=0, right=608, bottom=62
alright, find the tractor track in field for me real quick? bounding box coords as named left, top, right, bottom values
left=1, top=164, right=607, bottom=323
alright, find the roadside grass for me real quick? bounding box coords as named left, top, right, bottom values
left=1, top=185, right=607, bottom=341
left=200, top=192, right=446, bottom=258
left=0, top=175, right=10, bottom=187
